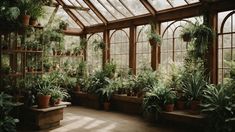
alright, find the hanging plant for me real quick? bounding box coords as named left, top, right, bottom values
left=79, top=38, right=87, bottom=50
left=147, top=30, right=161, bottom=46
left=92, top=39, right=105, bottom=51
left=180, top=24, right=194, bottom=42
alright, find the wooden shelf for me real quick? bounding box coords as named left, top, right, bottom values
left=25, top=71, right=44, bottom=74
left=1, top=49, right=43, bottom=53
left=0, top=72, right=23, bottom=77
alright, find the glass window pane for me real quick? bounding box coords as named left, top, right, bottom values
left=148, top=0, right=171, bottom=11
left=120, top=0, right=149, bottom=15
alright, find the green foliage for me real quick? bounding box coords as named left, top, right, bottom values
left=36, top=76, right=54, bottom=96
left=181, top=68, right=207, bottom=101
left=29, top=1, right=45, bottom=20
left=96, top=79, right=115, bottom=102
left=50, top=86, right=69, bottom=102
left=59, top=20, right=69, bottom=30
left=18, top=0, right=34, bottom=15
left=103, top=61, right=116, bottom=78
left=0, top=93, right=18, bottom=132
left=201, top=84, right=235, bottom=132
left=92, top=39, right=105, bottom=51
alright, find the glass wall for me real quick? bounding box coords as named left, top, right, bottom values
left=218, top=10, right=235, bottom=82
left=110, top=28, right=130, bottom=70
left=87, top=33, right=103, bottom=73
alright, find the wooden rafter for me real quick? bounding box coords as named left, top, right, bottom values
left=75, top=0, right=100, bottom=23
left=63, top=5, right=90, bottom=11
left=46, top=5, right=59, bottom=27
left=68, top=0, right=91, bottom=25
left=166, top=0, right=174, bottom=8
left=83, top=0, right=108, bottom=25
left=56, top=0, right=85, bottom=29
left=139, top=0, right=156, bottom=15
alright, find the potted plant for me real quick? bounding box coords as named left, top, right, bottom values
left=180, top=24, right=193, bottom=42
left=50, top=86, right=69, bottom=106
left=59, top=20, right=69, bottom=30
left=96, top=80, right=114, bottom=111
left=176, top=95, right=187, bottom=110
left=147, top=30, right=161, bottom=46
left=92, top=39, right=105, bottom=51
left=36, top=77, right=53, bottom=108
left=18, top=0, right=33, bottom=26
left=29, top=1, right=44, bottom=26
left=162, top=88, right=176, bottom=112
left=75, top=60, right=87, bottom=92
left=65, top=49, right=71, bottom=56
left=181, top=69, right=207, bottom=111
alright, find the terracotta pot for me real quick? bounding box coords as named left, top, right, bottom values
left=30, top=19, right=37, bottom=26
left=22, top=15, right=30, bottom=26
left=38, top=95, right=51, bottom=108
left=74, top=84, right=80, bottom=92
left=164, top=104, right=174, bottom=112
left=176, top=100, right=185, bottom=110
left=28, top=67, right=34, bottom=72
left=55, top=98, right=62, bottom=105
left=191, top=100, right=200, bottom=111
left=149, top=39, right=156, bottom=46
left=104, top=102, right=111, bottom=111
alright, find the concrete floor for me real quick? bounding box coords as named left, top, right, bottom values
left=26, top=106, right=197, bottom=132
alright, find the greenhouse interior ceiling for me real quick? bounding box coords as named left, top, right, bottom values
left=0, top=0, right=235, bottom=132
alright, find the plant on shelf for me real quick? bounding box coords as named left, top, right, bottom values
left=18, top=0, right=34, bottom=26
left=28, top=1, right=44, bottom=26
left=50, top=86, right=69, bottom=106
left=55, top=44, right=65, bottom=55
left=180, top=66, right=207, bottom=111
left=65, top=49, right=71, bottom=56
left=201, top=84, right=235, bottom=132
left=161, top=88, right=176, bottom=112
left=0, top=92, right=19, bottom=132
left=103, top=61, right=116, bottom=79
left=96, top=79, right=114, bottom=111
left=92, top=39, right=105, bottom=52
left=0, top=65, right=11, bottom=75
left=59, top=20, right=69, bottom=30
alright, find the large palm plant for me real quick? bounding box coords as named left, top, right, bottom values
left=201, top=84, right=235, bottom=132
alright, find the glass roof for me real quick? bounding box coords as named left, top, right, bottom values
left=51, top=0, right=201, bottom=29
left=148, top=0, right=199, bottom=11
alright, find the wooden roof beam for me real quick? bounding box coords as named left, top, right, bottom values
left=84, top=0, right=108, bottom=25
left=56, top=0, right=85, bottom=30
left=63, top=5, right=90, bottom=11
left=139, top=0, right=156, bottom=15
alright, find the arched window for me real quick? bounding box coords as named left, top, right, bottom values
left=160, top=18, right=200, bottom=71
left=218, top=10, right=235, bottom=82
left=136, top=25, right=151, bottom=73
left=110, top=28, right=130, bottom=70
left=87, top=33, right=103, bottom=73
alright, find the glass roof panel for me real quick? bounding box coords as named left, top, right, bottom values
left=148, top=0, right=172, bottom=11
left=187, top=0, right=200, bottom=4
left=171, top=0, right=187, bottom=7
left=70, top=9, right=90, bottom=26
left=56, top=7, right=80, bottom=28
left=90, top=0, right=116, bottom=21
left=107, top=0, right=133, bottom=17
left=120, top=0, right=149, bottom=16
left=148, top=0, right=200, bottom=11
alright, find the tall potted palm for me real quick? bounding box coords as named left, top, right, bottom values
left=18, top=0, right=33, bottom=26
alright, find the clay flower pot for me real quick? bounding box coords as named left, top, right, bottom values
left=149, top=39, right=156, bottom=46
left=182, top=33, right=191, bottom=42
left=104, top=102, right=111, bottom=111
left=176, top=100, right=185, bottom=110
left=164, top=104, right=174, bottom=112
left=22, top=15, right=30, bottom=26
left=190, top=100, right=200, bottom=111
left=38, top=95, right=51, bottom=108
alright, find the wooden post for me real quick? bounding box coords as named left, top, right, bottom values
left=206, top=11, right=218, bottom=84
left=129, top=25, right=137, bottom=74
left=80, top=34, right=87, bottom=61
left=103, top=30, right=110, bottom=67
left=151, top=22, right=160, bottom=71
